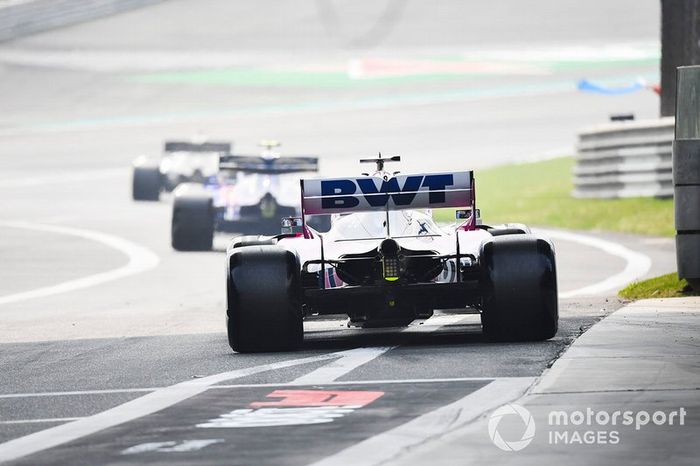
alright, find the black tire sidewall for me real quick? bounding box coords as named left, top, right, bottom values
left=132, top=166, right=161, bottom=201
left=171, top=196, right=214, bottom=251
left=480, top=235, right=558, bottom=341
left=227, top=246, right=303, bottom=352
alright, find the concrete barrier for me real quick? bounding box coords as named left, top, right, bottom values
left=674, top=65, right=700, bottom=289
left=0, top=0, right=164, bottom=42
left=573, top=117, right=675, bottom=199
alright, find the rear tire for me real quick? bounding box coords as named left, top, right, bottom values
left=480, top=235, right=558, bottom=341
left=171, top=195, right=214, bottom=251
left=132, top=165, right=161, bottom=201
left=227, top=246, right=303, bottom=352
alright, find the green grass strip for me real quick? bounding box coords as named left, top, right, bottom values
left=619, top=273, right=699, bottom=299
left=434, top=157, right=674, bottom=237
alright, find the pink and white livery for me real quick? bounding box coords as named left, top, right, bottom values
left=225, top=155, right=558, bottom=353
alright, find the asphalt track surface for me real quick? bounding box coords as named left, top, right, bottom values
left=0, top=1, right=676, bottom=464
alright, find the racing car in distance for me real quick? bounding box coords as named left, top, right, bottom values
left=171, top=142, right=330, bottom=251
left=225, top=155, right=558, bottom=352
left=132, top=139, right=231, bottom=201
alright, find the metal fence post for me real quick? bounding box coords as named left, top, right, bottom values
left=673, top=66, right=700, bottom=289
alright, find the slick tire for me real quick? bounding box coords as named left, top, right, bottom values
left=480, top=235, right=558, bottom=341
left=132, top=165, right=161, bottom=201
left=171, top=195, right=214, bottom=251
left=227, top=246, right=303, bottom=353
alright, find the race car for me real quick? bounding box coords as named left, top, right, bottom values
left=171, top=142, right=330, bottom=251
left=132, top=139, right=232, bottom=201
left=225, top=155, right=558, bottom=352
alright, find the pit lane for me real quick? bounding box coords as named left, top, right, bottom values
left=0, top=0, right=672, bottom=464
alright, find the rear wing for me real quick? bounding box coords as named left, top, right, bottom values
left=301, top=171, right=474, bottom=215
left=164, top=141, right=231, bottom=153
left=219, top=155, right=319, bottom=174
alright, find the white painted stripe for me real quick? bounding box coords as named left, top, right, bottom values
left=294, top=314, right=471, bottom=385
left=402, top=314, right=472, bottom=333
left=121, top=439, right=224, bottom=455
left=460, top=42, right=659, bottom=63
left=291, top=347, right=393, bottom=385
left=537, top=229, right=652, bottom=298
left=309, top=377, right=535, bottom=466
left=0, top=350, right=343, bottom=463
left=0, top=418, right=83, bottom=425
left=212, top=377, right=507, bottom=389
left=0, top=42, right=658, bottom=73
left=0, top=377, right=502, bottom=400
left=296, top=315, right=471, bottom=385
left=0, top=377, right=504, bottom=400
left=0, top=221, right=160, bottom=306
left=0, top=388, right=158, bottom=399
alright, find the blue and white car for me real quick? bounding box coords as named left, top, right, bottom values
left=132, top=140, right=231, bottom=201
left=171, top=142, right=329, bottom=251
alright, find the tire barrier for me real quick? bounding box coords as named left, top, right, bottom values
left=573, top=118, right=674, bottom=199
left=674, top=65, right=700, bottom=289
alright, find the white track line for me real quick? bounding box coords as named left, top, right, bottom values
left=291, top=347, right=393, bottom=385
left=293, top=314, right=467, bottom=384
left=0, top=350, right=348, bottom=463
left=0, top=221, right=159, bottom=306
left=0, top=388, right=158, bottom=399
left=538, top=229, right=652, bottom=298
left=310, top=377, right=535, bottom=466
left=294, top=314, right=465, bottom=384
left=212, top=377, right=507, bottom=389
left=0, top=418, right=83, bottom=425
left=402, top=314, right=473, bottom=332
left=0, top=377, right=502, bottom=400
left=0, top=377, right=505, bottom=402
